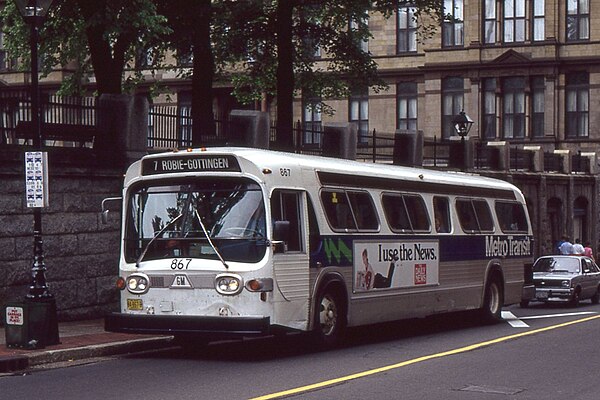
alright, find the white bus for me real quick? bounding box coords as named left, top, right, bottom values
left=104, top=147, right=534, bottom=347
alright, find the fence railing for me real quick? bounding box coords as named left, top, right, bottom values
left=0, top=92, right=98, bottom=147
left=0, top=97, right=595, bottom=175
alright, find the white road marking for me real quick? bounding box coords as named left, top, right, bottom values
left=519, top=311, right=597, bottom=320
left=502, top=310, right=598, bottom=328
left=501, top=311, right=529, bottom=327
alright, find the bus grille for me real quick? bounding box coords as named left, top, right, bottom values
left=150, top=276, right=165, bottom=287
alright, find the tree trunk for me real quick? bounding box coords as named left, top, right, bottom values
left=78, top=1, right=124, bottom=95
left=191, top=0, right=216, bottom=146
left=275, top=0, right=295, bottom=151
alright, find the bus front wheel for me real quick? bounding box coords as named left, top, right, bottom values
left=312, top=285, right=346, bottom=349
left=480, top=277, right=503, bottom=324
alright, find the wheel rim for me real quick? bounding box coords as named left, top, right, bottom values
left=319, top=294, right=338, bottom=337
left=488, top=282, right=500, bottom=315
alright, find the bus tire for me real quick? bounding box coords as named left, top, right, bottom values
left=312, top=284, right=346, bottom=349
left=480, top=276, right=503, bottom=324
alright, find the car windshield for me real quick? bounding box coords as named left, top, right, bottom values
left=533, top=257, right=580, bottom=274
left=124, top=177, right=267, bottom=263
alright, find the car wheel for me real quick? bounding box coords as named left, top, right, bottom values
left=591, top=287, right=600, bottom=304
left=568, top=288, right=581, bottom=307
left=480, top=276, right=504, bottom=324
left=312, top=285, right=346, bottom=349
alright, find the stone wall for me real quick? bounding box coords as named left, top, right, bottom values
left=0, top=149, right=123, bottom=321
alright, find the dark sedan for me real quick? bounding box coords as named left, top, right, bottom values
left=522, top=255, right=600, bottom=307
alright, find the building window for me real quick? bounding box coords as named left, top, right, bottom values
left=502, top=77, right=526, bottom=139
left=350, top=14, right=369, bottom=53
left=531, top=76, right=545, bottom=137
left=441, top=77, right=464, bottom=139
left=349, top=89, right=369, bottom=144
left=483, top=0, right=496, bottom=44
left=397, top=4, right=417, bottom=53
left=482, top=78, right=497, bottom=139
left=397, top=82, right=417, bottom=131
left=504, top=0, right=526, bottom=43
left=442, top=0, right=464, bottom=47
left=565, top=72, right=589, bottom=138
left=533, top=0, right=545, bottom=41
left=303, top=96, right=322, bottom=145
left=567, top=0, right=589, bottom=41
left=483, top=1, right=545, bottom=44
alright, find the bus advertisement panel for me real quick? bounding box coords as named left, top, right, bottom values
left=354, top=240, right=440, bottom=291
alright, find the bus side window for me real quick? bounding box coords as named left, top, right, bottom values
left=347, top=191, right=379, bottom=230
left=382, top=194, right=411, bottom=232
left=495, top=201, right=529, bottom=233
left=473, top=199, right=494, bottom=232
left=456, top=199, right=478, bottom=232
left=271, top=190, right=303, bottom=252
left=321, top=190, right=357, bottom=231
left=433, top=196, right=451, bottom=233
left=404, top=195, right=430, bottom=231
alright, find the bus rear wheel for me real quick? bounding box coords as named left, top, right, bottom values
left=480, top=277, right=503, bottom=324
left=312, top=286, right=346, bottom=349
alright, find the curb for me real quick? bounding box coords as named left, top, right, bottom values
left=0, top=336, right=174, bottom=373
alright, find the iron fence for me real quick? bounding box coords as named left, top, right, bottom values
left=0, top=96, right=594, bottom=175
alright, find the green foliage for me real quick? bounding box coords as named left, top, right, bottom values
left=1, top=0, right=170, bottom=96
left=219, top=0, right=446, bottom=112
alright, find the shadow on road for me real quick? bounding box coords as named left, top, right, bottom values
left=128, top=309, right=489, bottom=363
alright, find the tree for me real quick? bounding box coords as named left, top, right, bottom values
left=220, top=0, right=449, bottom=150
left=1, top=0, right=169, bottom=96
left=155, top=0, right=218, bottom=145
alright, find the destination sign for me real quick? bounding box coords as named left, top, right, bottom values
left=141, top=155, right=241, bottom=175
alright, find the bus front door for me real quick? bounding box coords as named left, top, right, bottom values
left=271, top=190, right=310, bottom=331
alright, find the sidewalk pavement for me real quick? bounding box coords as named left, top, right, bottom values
left=0, top=319, right=174, bottom=373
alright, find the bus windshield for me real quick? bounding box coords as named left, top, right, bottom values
left=124, top=177, right=267, bottom=263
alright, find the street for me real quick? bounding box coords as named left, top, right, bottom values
left=2, top=301, right=600, bottom=400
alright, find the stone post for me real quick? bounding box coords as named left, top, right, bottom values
left=393, top=129, right=423, bottom=167
left=96, top=94, right=148, bottom=167
left=228, top=110, right=270, bottom=149
left=322, top=123, right=357, bottom=160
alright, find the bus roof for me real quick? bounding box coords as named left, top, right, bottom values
left=131, top=147, right=523, bottom=201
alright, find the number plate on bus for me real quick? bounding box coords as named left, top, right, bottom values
left=536, top=291, right=549, bottom=299
left=171, top=275, right=192, bottom=288
left=127, top=298, right=143, bottom=311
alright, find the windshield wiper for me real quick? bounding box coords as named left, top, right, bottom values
left=136, top=214, right=183, bottom=267
left=194, top=209, right=229, bottom=269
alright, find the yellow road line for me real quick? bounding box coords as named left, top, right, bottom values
left=249, top=314, right=600, bottom=400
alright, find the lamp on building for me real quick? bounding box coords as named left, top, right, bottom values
left=452, top=110, right=473, bottom=141
left=5, top=0, right=60, bottom=349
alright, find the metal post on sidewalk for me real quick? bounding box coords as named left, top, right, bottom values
left=3, top=0, right=59, bottom=350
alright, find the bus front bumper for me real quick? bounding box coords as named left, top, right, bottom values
left=104, top=313, right=271, bottom=338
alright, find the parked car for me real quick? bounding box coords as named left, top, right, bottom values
left=522, top=255, right=600, bottom=307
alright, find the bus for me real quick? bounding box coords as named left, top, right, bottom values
left=104, top=147, right=534, bottom=347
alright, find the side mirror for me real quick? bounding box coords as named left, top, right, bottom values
left=273, top=220, right=290, bottom=242
left=101, top=197, right=122, bottom=224
left=272, top=220, right=290, bottom=253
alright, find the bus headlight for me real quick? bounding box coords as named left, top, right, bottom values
left=126, top=273, right=150, bottom=295
left=561, top=280, right=571, bottom=288
left=215, top=274, right=243, bottom=295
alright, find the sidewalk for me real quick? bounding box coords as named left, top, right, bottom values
left=0, top=319, right=173, bottom=373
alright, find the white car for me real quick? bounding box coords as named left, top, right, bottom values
left=523, top=255, right=600, bottom=307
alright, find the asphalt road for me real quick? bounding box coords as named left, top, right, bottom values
left=2, top=301, right=600, bottom=400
